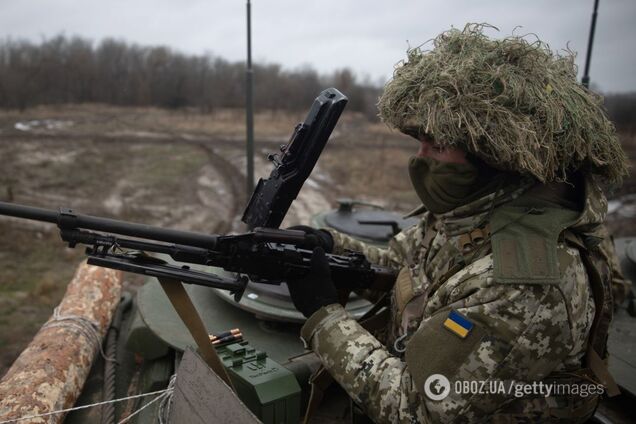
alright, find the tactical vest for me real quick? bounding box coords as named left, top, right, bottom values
left=390, top=204, right=620, bottom=422
left=306, top=181, right=620, bottom=423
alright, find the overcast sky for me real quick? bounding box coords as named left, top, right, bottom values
left=1, top=0, right=634, bottom=92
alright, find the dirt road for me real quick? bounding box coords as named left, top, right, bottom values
left=0, top=105, right=418, bottom=374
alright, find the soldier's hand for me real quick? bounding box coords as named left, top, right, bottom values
left=287, top=247, right=338, bottom=318
left=287, top=225, right=334, bottom=253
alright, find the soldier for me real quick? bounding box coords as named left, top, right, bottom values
left=287, top=24, right=629, bottom=423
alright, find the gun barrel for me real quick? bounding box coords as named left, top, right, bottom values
left=0, top=201, right=219, bottom=249
left=0, top=201, right=58, bottom=224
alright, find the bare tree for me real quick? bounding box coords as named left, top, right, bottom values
left=0, top=34, right=384, bottom=118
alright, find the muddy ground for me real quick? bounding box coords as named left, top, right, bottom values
left=0, top=104, right=634, bottom=376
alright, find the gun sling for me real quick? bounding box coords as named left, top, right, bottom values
left=157, top=277, right=235, bottom=391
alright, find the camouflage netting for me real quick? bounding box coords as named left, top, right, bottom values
left=378, top=24, right=629, bottom=184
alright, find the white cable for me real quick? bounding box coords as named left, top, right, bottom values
left=42, top=306, right=115, bottom=362
left=0, top=388, right=171, bottom=424
left=158, top=375, right=177, bottom=424
left=116, top=391, right=170, bottom=424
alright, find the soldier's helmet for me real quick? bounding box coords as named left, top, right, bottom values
left=378, top=24, right=628, bottom=184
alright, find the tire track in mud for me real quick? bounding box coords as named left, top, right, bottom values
left=87, top=137, right=246, bottom=234
left=0, top=133, right=247, bottom=235
left=191, top=142, right=246, bottom=233
left=5, top=129, right=392, bottom=232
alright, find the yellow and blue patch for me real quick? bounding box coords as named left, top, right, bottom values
left=443, top=310, right=474, bottom=339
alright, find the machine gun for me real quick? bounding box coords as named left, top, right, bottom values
left=0, top=202, right=397, bottom=300
left=0, top=88, right=398, bottom=301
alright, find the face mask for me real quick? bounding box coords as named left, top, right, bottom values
left=408, top=156, right=480, bottom=214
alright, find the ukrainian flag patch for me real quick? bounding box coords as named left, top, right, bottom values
left=443, top=310, right=473, bottom=339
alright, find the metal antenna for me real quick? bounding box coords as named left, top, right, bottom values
left=246, top=0, right=255, bottom=194
left=582, top=0, right=600, bottom=88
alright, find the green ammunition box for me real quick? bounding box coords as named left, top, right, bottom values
left=216, top=340, right=301, bottom=423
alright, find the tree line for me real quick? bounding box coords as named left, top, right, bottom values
left=0, top=35, right=633, bottom=129
left=0, top=35, right=381, bottom=119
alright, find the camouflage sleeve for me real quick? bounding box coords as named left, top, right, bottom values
left=325, top=223, right=421, bottom=270
left=327, top=230, right=400, bottom=269
left=301, top=254, right=578, bottom=423
left=300, top=304, right=429, bottom=423
left=326, top=226, right=420, bottom=303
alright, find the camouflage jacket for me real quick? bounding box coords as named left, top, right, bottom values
left=301, top=177, right=617, bottom=423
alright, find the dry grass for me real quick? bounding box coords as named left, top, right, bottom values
left=0, top=103, right=399, bottom=141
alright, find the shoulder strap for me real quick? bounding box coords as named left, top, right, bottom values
left=158, top=277, right=235, bottom=391
left=490, top=206, right=578, bottom=284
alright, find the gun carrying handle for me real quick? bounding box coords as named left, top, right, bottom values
left=157, top=277, right=235, bottom=391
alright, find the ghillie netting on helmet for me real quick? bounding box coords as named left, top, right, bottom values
left=378, top=23, right=628, bottom=184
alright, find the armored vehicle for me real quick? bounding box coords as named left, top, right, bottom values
left=60, top=201, right=635, bottom=423
left=62, top=200, right=420, bottom=423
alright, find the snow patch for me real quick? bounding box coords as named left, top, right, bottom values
left=15, top=119, right=74, bottom=131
